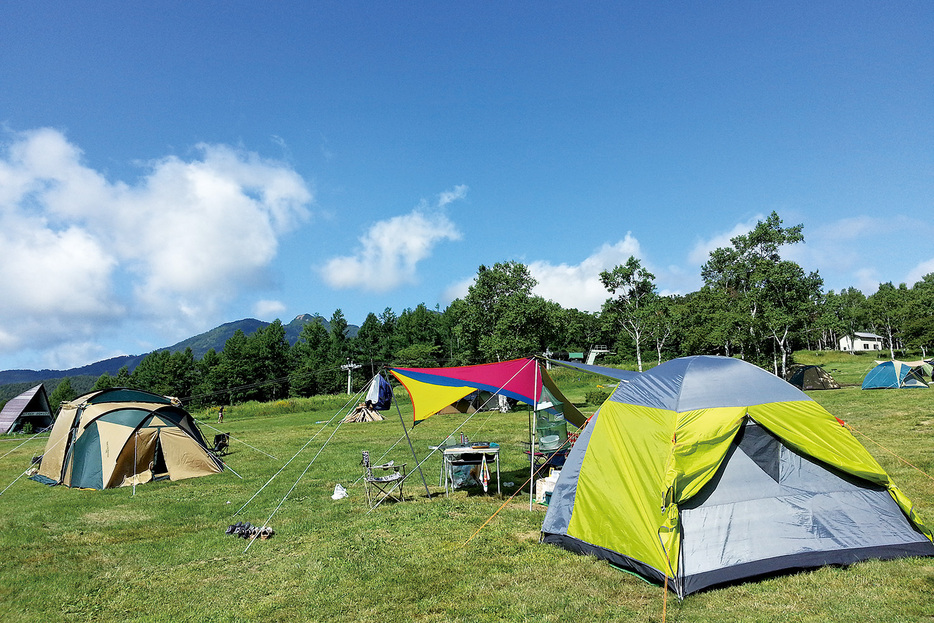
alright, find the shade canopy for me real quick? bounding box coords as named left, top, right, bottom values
left=390, top=358, right=585, bottom=427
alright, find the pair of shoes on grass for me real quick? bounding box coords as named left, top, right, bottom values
left=224, top=521, right=274, bottom=540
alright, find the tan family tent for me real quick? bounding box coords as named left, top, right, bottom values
left=33, top=388, right=223, bottom=489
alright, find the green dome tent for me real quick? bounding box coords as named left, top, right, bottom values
left=861, top=360, right=929, bottom=389
left=785, top=364, right=840, bottom=390
left=542, top=356, right=934, bottom=596
left=34, top=388, right=223, bottom=489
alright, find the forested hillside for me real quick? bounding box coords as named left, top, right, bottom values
left=4, top=213, right=932, bottom=414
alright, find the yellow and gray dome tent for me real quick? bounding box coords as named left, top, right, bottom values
left=542, top=356, right=934, bottom=596
left=33, top=388, right=223, bottom=489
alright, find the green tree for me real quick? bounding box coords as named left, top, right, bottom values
left=354, top=312, right=386, bottom=378
left=217, top=330, right=255, bottom=402
left=290, top=319, right=330, bottom=397
left=167, top=347, right=199, bottom=399
left=452, top=262, right=555, bottom=363
left=195, top=349, right=223, bottom=407
left=867, top=282, right=909, bottom=359
left=452, top=261, right=555, bottom=363
left=558, top=308, right=602, bottom=353
left=600, top=256, right=658, bottom=372
left=49, top=378, right=76, bottom=413
left=903, top=273, right=934, bottom=357
left=393, top=304, right=444, bottom=366
left=646, top=294, right=683, bottom=366
left=92, top=372, right=117, bottom=391
left=701, top=211, right=816, bottom=375
left=114, top=365, right=132, bottom=388
left=249, top=320, right=291, bottom=400
left=130, top=350, right=172, bottom=395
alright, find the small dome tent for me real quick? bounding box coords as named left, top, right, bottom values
left=34, top=388, right=223, bottom=489
left=542, top=356, right=934, bottom=597
left=786, top=365, right=841, bottom=390
left=861, top=360, right=929, bottom=389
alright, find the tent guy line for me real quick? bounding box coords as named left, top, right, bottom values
left=232, top=386, right=363, bottom=518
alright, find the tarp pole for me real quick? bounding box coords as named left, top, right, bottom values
left=530, top=359, right=540, bottom=510
left=390, top=371, right=432, bottom=498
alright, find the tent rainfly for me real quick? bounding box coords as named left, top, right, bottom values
left=0, top=384, right=54, bottom=435
left=33, top=388, right=223, bottom=489
left=861, top=360, right=929, bottom=389
left=542, top=355, right=934, bottom=596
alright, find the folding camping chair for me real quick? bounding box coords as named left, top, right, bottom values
left=361, top=450, right=406, bottom=508
left=211, top=433, right=230, bottom=457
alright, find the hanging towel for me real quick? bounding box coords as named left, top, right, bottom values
left=480, top=454, right=490, bottom=493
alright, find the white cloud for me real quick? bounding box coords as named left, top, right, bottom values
left=253, top=299, right=287, bottom=319
left=0, top=127, right=313, bottom=367
left=320, top=187, right=464, bottom=292
left=441, top=276, right=475, bottom=305
left=905, top=258, right=934, bottom=287
left=440, top=235, right=647, bottom=313
left=687, top=215, right=764, bottom=266
left=438, top=184, right=468, bottom=207
left=528, top=235, right=643, bottom=312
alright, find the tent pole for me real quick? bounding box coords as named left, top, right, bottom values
left=132, top=430, right=137, bottom=497
left=390, top=372, right=432, bottom=498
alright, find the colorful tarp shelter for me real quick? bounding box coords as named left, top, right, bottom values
left=542, top=355, right=934, bottom=596
left=34, top=388, right=223, bottom=489
left=390, top=358, right=585, bottom=427
left=861, top=360, right=929, bottom=389
left=0, top=384, right=54, bottom=434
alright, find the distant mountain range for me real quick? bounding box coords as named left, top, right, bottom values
left=0, top=314, right=358, bottom=400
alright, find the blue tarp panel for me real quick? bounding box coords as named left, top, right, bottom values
left=547, top=359, right=640, bottom=382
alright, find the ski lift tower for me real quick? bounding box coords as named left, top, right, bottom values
left=341, top=360, right=362, bottom=394
left=586, top=345, right=613, bottom=365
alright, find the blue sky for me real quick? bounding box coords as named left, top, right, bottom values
left=1, top=2, right=932, bottom=371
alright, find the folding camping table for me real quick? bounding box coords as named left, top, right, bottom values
left=441, top=444, right=500, bottom=496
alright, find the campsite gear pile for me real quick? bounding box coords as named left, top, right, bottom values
left=225, top=521, right=274, bottom=540
left=542, top=355, right=934, bottom=597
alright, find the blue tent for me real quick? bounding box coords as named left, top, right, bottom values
left=861, top=361, right=929, bottom=389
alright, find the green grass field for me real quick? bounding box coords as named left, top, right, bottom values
left=1, top=366, right=933, bottom=622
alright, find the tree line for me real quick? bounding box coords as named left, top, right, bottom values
left=46, top=212, right=934, bottom=411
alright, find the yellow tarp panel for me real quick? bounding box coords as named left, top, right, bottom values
left=390, top=370, right=476, bottom=423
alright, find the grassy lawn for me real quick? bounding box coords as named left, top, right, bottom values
left=1, top=367, right=933, bottom=622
